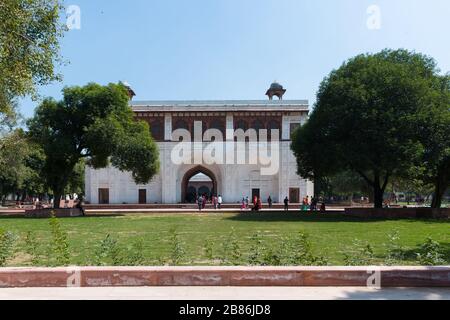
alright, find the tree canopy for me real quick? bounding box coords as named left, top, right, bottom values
left=292, top=49, right=448, bottom=208
left=418, top=75, right=450, bottom=208
left=27, top=83, right=160, bottom=208
left=0, top=0, right=65, bottom=115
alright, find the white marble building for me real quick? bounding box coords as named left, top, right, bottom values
left=85, top=84, right=314, bottom=204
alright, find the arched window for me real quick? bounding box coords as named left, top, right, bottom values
left=209, top=119, right=225, bottom=140
left=174, top=119, right=189, bottom=130
left=235, top=119, right=248, bottom=131
left=268, top=120, right=281, bottom=141
left=252, top=119, right=264, bottom=131
left=150, top=120, right=163, bottom=141
left=252, top=119, right=264, bottom=140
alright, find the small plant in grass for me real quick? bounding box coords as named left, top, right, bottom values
left=262, top=246, right=282, bottom=266
left=203, top=238, right=214, bottom=261
left=416, top=237, right=445, bottom=266
left=25, top=231, right=41, bottom=266
left=93, top=234, right=123, bottom=266
left=126, top=238, right=145, bottom=266
left=285, top=232, right=327, bottom=266
left=221, top=227, right=241, bottom=265
left=170, top=229, right=185, bottom=266
left=247, top=232, right=265, bottom=266
left=49, top=213, right=70, bottom=266
left=0, top=229, right=16, bottom=267
left=384, top=230, right=404, bottom=265
left=342, top=239, right=375, bottom=266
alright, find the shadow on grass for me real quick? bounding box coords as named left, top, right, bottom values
left=226, top=211, right=450, bottom=224
left=396, top=242, right=450, bottom=264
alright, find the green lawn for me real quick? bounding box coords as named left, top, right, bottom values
left=1, top=212, right=449, bottom=266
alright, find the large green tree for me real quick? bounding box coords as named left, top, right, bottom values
left=28, top=83, right=160, bottom=208
left=418, top=75, right=450, bottom=208
left=0, top=0, right=65, bottom=115
left=0, top=130, right=28, bottom=203
left=292, top=49, right=441, bottom=208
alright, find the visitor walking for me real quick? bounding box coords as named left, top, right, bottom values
left=310, top=197, right=318, bottom=211
left=218, top=195, right=223, bottom=209
left=257, top=197, right=262, bottom=211
left=252, top=195, right=258, bottom=211
left=320, top=202, right=326, bottom=213
left=284, top=197, right=289, bottom=211
left=241, top=198, right=246, bottom=211
left=268, top=196, right=273, bottom=209
left=202, top=195, right=207, bottom=209
left=197, top=195, right=203, bottom=211
left=245, top=196, right=250, bottom=209
left=212, top=195, right=218, bottom=209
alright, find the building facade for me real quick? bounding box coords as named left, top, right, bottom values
left=85, top=84, right=314, bottom=204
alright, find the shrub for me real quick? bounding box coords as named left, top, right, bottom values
left=221, top=227, right=241, bottom=265
left=48, top=214, right=70, bottom=266
left=285, top=232, right=327, bottom=266
left=203, top=238, right=214, bottom=261
left=247, top=232, right=265, bottom=266
left=25, top=231, right=41, bottom=266
left=343, top=239, right=375, bottom=266
left=93, top=234, right=123, bottom=266
left=384, top=230, right=405, bottom=265
left=416, top=237, right=445, bottom=266
left=126, top=238, right=145, bottom=266
left=170, top=229, right=185, bottom=266
left=0, top=229, right=16, bottom=267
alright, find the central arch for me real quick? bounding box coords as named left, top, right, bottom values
left=181, top=166, right=218, bottom=203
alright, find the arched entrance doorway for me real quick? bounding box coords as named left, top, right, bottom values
left=181, top=166, right=218, bottom=203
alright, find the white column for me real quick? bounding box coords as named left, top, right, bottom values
left=282, top=115, right=290, bottom=140
left=223, top=114, right=234, bottom=202
left=226, top=114, right=234, bottom=140
left=164, top=114, right=172, bottom=141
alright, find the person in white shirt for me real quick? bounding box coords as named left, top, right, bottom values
left=217, top=195, right=223, bottom=209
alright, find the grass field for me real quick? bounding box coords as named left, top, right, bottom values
left=1, top=212, right=449, bottom=266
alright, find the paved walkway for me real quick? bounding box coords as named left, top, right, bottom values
left=0, top=287, right=449, bottom=300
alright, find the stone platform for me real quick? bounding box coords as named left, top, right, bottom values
left=0, top=267, right=449, bottom=288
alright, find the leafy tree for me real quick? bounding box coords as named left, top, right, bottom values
left=27, top=83, right=160, bottom=208
left=0, top=129, right=48, bottom=204
left=0, top=0, right=65, bottom=115
left=292, top=49, right=440, bottom=208
left=417, top=75, right=450, bottom=208
left=0, top=130, right=29, bottom=204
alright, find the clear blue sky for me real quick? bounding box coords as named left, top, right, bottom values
left=19, top=0, right=450, bottom=117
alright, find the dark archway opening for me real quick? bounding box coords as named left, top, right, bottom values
left=181, top=166, right=218, bottom=203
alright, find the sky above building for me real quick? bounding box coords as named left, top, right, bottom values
left=19, top=0, right=450, bottom=117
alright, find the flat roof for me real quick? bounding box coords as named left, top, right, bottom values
left=131, top=100, right=309, bottom=112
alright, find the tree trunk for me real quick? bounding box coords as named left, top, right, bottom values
left=373, top=185, right=384, bottom=209
left=53, top=188, right=63, bottom=209
left=373, top=172, right=389, bottom=209
left=431, top=178, right=445, bottom=209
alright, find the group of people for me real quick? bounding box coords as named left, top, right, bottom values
left=197, top=194, right=327, bottom=213
left=197, top=194, right=223, bottom=211
left=240, top=195, right=271, bottom=211
left=284, top=196, right=326, bottom=213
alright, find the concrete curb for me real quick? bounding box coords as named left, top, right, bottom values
left=0, top=266, right=449, bottom=288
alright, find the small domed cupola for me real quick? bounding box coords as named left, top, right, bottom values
left=266, top=82, right=286, bottom=100
left=121, top=81, right=136, bottom=100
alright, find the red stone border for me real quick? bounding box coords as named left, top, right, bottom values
left=0, top=267, right=449, bottom=288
